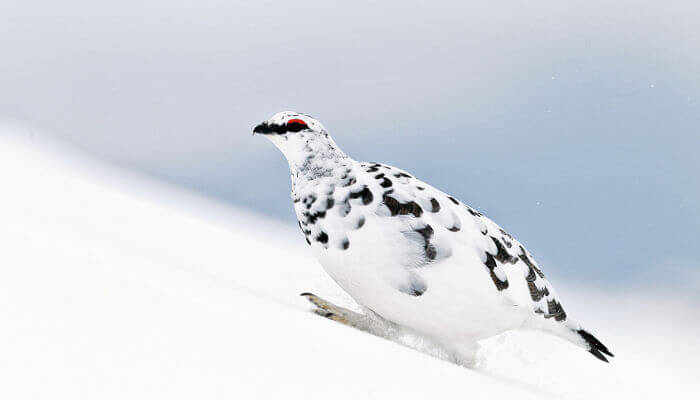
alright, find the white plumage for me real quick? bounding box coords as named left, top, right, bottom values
left=254, top=111, right=613, bottom=365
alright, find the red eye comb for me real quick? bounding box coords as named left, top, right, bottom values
left=287, top=119, right=307, bottom=126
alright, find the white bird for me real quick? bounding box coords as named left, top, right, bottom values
left=254, top=111, right=613, bottom=366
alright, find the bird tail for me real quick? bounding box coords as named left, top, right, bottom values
left=535, top=316, right=615, bottom=363
left=575, top=328, right=614, bottom=362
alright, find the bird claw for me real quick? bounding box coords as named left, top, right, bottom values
left=301, top=292, right=352, bottom=325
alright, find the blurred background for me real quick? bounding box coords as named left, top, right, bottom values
left=1, top=0, right=698, bottom=294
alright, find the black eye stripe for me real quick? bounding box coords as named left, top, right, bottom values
left=286, top=122, right=307, bottom=132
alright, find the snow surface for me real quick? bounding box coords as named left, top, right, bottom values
left=1, top=131, right=698, bottom=399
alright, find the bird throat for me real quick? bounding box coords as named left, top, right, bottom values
left=291, top=137, right=348, bottom=181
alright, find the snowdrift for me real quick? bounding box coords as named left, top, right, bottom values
left=1, top=131, right=697, bottom=399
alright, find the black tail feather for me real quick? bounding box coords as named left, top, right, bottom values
left=577, top=329, right=614, bottom=362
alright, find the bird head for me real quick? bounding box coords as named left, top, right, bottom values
left=253, top=111, right=345, bottom=172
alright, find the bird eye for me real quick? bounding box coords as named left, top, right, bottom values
left=286, top=119, right=308, bottom=132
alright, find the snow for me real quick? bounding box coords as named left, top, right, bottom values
left=0, top=131, right=698, bottom=399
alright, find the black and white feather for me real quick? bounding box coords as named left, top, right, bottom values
left=255, top=111, right=613, bottom=363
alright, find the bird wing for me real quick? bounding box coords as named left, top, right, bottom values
left=357, top=161, right=566, bottom=319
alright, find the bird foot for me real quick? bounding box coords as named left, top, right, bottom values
left=300, top=292, right=362, bottom=327
left=300, top=292, right=401, bottom=342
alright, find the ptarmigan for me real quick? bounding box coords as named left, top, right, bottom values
left=254, top=111, right=613, bottom=366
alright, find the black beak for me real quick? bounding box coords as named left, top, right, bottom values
left=253, top=122, right=268, bottom=135
left=253, top=121, right=290, bottom=135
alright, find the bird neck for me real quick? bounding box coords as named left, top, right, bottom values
left=289, top=137, right=349, bottom=182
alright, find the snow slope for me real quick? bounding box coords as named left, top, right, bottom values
left=1, top=131, right=698, bottom=399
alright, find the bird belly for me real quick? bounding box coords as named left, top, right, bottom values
left=311, top=218, right=528, bottom=344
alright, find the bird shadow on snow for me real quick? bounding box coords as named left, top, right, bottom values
left=287, top=286, right=572, bottom=398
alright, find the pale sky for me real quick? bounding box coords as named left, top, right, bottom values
left=1, top=0, right=698, bottom=291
